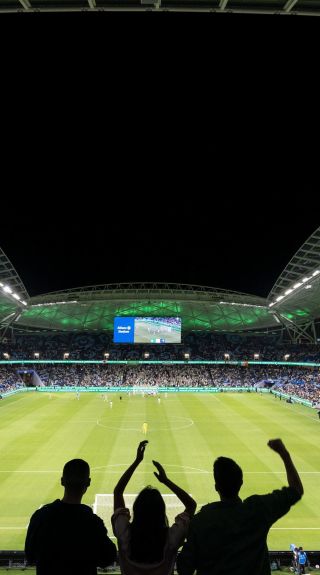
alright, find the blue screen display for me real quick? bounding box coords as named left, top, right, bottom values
left=113, top=317, right=135, bottom=343
left=113, top=317, right=181, bottom=344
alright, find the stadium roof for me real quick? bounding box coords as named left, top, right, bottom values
left=268, top=226, right=320, bottom=327
left=0, top=248, right=29, bottom=329
left=11, top=283, right=276, bottom=333
left=1, top=225, right=320, bottom=337
left=0, top=0, right=319, bottom=13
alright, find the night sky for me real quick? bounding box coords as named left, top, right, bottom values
left=1, top=194, right=318, bottom=300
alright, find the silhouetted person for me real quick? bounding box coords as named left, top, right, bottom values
left=177, top=439, right=303, bottom=575
left=25, top=459, right=116, bottom=575
left=112, top=441, right=196, bottom=575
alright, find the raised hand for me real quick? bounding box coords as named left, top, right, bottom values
left=268, top=439, right=288, bottom=456
left=136, top=440, right=148, bottom=463
left=153, top=460, right=168, bottom=484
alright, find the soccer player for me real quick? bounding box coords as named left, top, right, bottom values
left=76, top=392, right=80, bottom=400
left=157, top=397, right=161, bottom=404
left=109, top=401, right=113, bottom=409
left=142, top=422, right=148, bottom=435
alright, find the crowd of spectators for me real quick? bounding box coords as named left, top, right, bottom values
left=0, top=366, right=24, bottom=394
left=1, top=332, right=320, bottom=362
left=1, top=364, right=320, bottom=403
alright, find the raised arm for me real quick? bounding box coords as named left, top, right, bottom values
left=153, top=461, right=197, bottom=516
left=114, top=441, right=148, bottom=511
left=268, top=439, right=304, bottom=497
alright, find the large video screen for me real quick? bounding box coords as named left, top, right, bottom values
left=113, top=317, right=181, bottom=344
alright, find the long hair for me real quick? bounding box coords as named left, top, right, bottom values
left=130, top=486, right=169, bottom=564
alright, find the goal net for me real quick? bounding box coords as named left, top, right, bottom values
left=131, top=386, right=159, bottom=395
left=94, top=493, right=187, bottom=535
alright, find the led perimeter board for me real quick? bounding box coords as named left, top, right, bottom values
left=113, top=317, right=181, bottom=344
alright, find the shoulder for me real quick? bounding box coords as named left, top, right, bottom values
left=248, top=486, right=301, bottom=505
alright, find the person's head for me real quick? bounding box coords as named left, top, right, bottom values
left=61, top=459, right=91, bottom=496
left=132, top=486, right=167, bottom=526
left=213, top=457, right=243, bottom=500
left=299, top=547, right=303, bottom=551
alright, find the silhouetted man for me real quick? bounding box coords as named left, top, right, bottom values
left=25, top=459, right=116, bottom=575
left=177, top=439, right=303, bottom=575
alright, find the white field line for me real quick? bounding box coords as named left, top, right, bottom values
left=1, top=470, right=320, bottom=475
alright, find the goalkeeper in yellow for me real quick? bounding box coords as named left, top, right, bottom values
left=142, top=422, right=148, bottom=435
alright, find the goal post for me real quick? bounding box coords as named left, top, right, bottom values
left=131, top=386, right=159, bottom=395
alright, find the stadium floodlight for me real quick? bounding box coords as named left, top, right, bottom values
left=305, top=285, right=312, bottom=289
left=293, top=282, right=302, bottom=289
left=254, top=353, right=259, bottom=360
left=0, top=282, right=3, bottom=287
left=22, top=301, right=27, bottom=306
left=63, top=352, right=70, bottom=359
left=144, top=352, right=150, bottom=359
left=224, top=353, right=230, bottom=360
left=3, top=285, right=12, bottom=294
left=302, top=277, right=311, bottom=283
left=3, top=352, right=10, bottom=359
left=284, top=354, right=290, bottom=360
left=184, top=353, right=190, bottom=359
left=34, top=352, right=39, bottom=359
left=269, top=302, right=275, bottom=307
left=104, top=353, right=110, bottom=359
left=312, top=270, right=320, bottom=276
left=12, top=293, right=20, bottom=300
left=284, top=289, right=293, bottom=295
left=276, top=296, right=284, bottom=302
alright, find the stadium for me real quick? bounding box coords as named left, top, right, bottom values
left=0, top=226, right=320, bottom=573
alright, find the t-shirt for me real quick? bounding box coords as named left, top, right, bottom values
left=112, top=507, right=191, bottom=575
left=176, top=487, right=301, bottom=575
left=25, top=499, right=117, bottom=575
left=299, top=552, right=307, bottom=565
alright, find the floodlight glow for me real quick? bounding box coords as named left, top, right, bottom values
left=302, top=277, right=310, bottom=283
left=276, top=296, right=284, bottom=301
left=312, top=270, right=319, bottom=276
left=63, top=352, right=70, bottom=359
left=269, top=302, right=275, bottom=307
left=284, top=289, right=293, bottom=295
left=3, top=285, right=12, bottom=293
left=0, top=282, right=3, bottom=287
left=3, top=353, right=10, bottom=358
left=34, top=352, right=39, bottom=358
left=305, top=285, right=312, bottom=289
left=254, top=353, right=259, bottom=359
left=184, top=353, right=190, bottom=359
left=224, top=353, right=230, bottom=360
left=12, top=293, right=20, bottom=300
left=104, top=353, right=110, bottom=358
left=284, top=354, right=290, bottom=360
left=22, top=301, right=27, bottom=306
left=144, top=353, right=150, bottom=358
left=293, top=283, right=302, bottom=289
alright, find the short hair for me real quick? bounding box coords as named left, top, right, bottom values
left=62, top=459, right=90, bottom=490
left=213, top=457, right=243, bottom=498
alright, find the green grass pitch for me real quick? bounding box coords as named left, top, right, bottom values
left=0, top=391, right=319, bottom=551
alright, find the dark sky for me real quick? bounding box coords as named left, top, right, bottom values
left=1, top=21, right=318, bottom=301
left=1, top=194, right=318, bottom=299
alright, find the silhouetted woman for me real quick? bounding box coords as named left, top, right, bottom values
left=112, top=441, right=196, bottom=575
